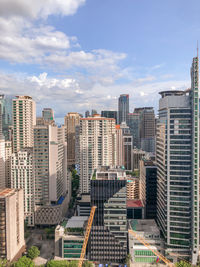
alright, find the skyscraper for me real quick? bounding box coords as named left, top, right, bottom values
left=120, top=122, right=133, bottom=171
left=64, top=112, right=81, bottom=168
left=34, top=122, right=67, bottom=206
left=0, top=95, right=13, bottom=141
left=134, top=107, right=155, bottom=152
left=78, top=115, right=116, bottom=193
left=140, top=158, right=157, bottom=219
left=101, top=110, right=117, bottom=121
left=0, top=103, right=5, bottom=188
left=116, top=125, right=123, bottom=166
left=118, top=94, right=129, bottom=124
left=42, top=108, right=54, bottom=122
left=85, top=110, right=90, bottom=118
left=11, top=148, right=35, bottom=226
left=33, top=121, right=69, bottom=225
left=91, top=109, right=98, bottom=116
left=5, top=141, right=12, bottom=188
left=127, top=113, right=140, bottom=149
left=156, top=56, right=199, bottom=264
left=90, top=179, right=127, bottom=263
left=13, top=96, right=36, bottom=153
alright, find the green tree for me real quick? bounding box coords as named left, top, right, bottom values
left=27, top=246, right=40, bottom=260
left=13, top=256, right=34, bottom=267
left=68, top=261, right=78, bottom=267
left=0, top=259, right=8, bottom=267
left=125, top=254, right=132, bottom=267
left=176, top=261, right=192, bottom=267
left=83, top=261, right=93, bottom=267
left=47, top=260, right=69, bottom=267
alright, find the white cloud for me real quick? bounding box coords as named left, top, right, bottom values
left=0, top=17, right=72, bottom=63
left=0, top=71, right=190, bottom=123
left=0, top=0, right=85, bottom=19
left=0, top=0, right=127, bottom=87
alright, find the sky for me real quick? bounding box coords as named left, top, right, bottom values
left=0, top=0, right=200, bottom=122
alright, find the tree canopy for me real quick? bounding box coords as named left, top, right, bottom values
left=27, top=246, right=40, bottom=260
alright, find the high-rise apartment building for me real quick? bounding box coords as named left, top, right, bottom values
left=118, top=94, right=129, bottom=124
left=115, top=125, right=123, bottom=166
left=101, top=110, right=117, bottom=122
left=13, top=96, right=36, bottom=153
left=34, top=122, right=67, bottom=206
left=42, top=108, right=54, bottom=122
left=34, top=121, right=69, bottom=225
left=140, top=158, right=157, bottom=219
left=90, top=179, right=127, bottom=263
left=0, top=95, right=13, bottom=141
left=11, top=148, right=35, bottom=226
left=127, top=113, right=140, bottom=148
left=0, top=104, right=5, bottom=188
left=134, top=107, right=155, bottom=152
left=120, top=122, right=133, bottom=171
left=5, top=141, right=12, bottom=188
left=156, top=57, right=199, bottom=264
left=64, top=112, right=81, bottom=167
left=78, top=115, right=116, bottom=193
left=0, top=188, right=25, bottom=261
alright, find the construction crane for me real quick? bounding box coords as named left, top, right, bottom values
left=128, top=229, right=175, bottom=267
left=78, top=206, right=96, bottom=267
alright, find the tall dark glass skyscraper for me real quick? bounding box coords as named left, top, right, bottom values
left=156, top=56, right=199, bottom=264
left=89, top=179, right=127, bottom=263
left=0, top=95, right=13, bottom=141
left=118, top=94, right=129, bottom=125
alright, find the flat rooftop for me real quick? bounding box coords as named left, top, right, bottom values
left=130, top=219, right=159, bottom=235
left=127, top=200, right=143, bottom=208
left=66, top=216, right=88, bottom=228
left=78, top=194, right=90, bottom=203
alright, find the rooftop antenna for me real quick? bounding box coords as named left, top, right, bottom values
left=197, top=40, right=199, bottom=57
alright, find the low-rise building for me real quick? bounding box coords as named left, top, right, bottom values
left=76, top=194, right=91, bottom=216
left=128, top=219, right=164, bottom=264
left=140, top=159, right=157, bottom=219
left=95, top=166, right=126, bottom=180
left=126, top=177, right=139, bottom=200
left=127, top=200, right=144, bottom=219
left=55, top=216, right=88, bottom=259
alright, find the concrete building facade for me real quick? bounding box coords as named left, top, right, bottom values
left=134, top=107, right=155, bottom=152
left=12, top=96, right=36, bottom=153
left=64, top=112, right=81, bottom=168
left=0, top=103, right=5, bottom=189
left=78, top=115, right=116, bottom=193
left=11, top=148, right=35, bottom=226
left=5, top=141, right=12, bottom=188
left=0, top=188, right=25, bottom=262
left=34, top=121, right=69, bottom=225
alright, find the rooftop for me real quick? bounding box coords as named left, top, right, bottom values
left=127, top=200, right=144, bottom=208
left=130, top=219, right=160, bottom=235
left=0, top=188, right=17, bottom=198
left=66, top=216, right=88, bottom=228
left=159, top=90, right=186, bottom=98
left=77, top=194, right=90, bottom=203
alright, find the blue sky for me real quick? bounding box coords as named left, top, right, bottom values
left=0, top=0, right=199, bottom=122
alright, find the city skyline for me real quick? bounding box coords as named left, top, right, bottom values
left=0, top=1, right=199, bottom=122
